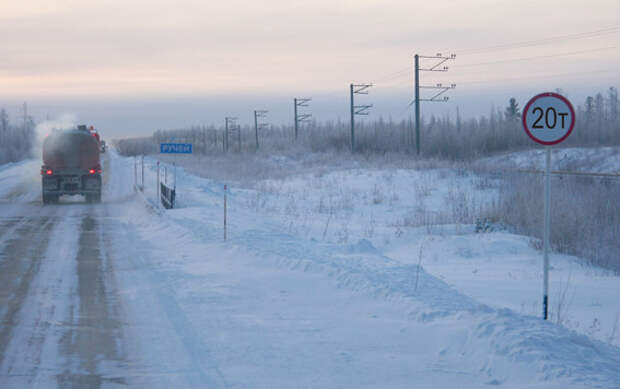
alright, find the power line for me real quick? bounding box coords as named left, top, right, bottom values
left=374, top=67, right=411, bottom=83
left=459, top=26, right=620, bottom=55
left=321, top=31, right=620, bottom=94
left=457, top=67, right=620, bottom=86
left=458, top=45, right=620, bottom=68
left=374, top=27, right=620, bottom=89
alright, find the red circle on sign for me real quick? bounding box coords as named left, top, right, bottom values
left=522, top=92, right=576, bottom=146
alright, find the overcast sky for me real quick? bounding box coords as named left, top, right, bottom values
left=1, top=0, right=619, bottom=137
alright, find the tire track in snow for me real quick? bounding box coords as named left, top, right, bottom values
left=0, top=217, right=29, bottom=254
left=0, top=206, right=82, bottom=387
left=56, top=209, right=128, bottom=388
left=0, top=216, right=55, bottom=363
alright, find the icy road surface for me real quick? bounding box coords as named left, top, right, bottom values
left=0, top=152, right=619, bottom=388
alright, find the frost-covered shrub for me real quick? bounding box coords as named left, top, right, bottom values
left=495, top=173, right=620, bottom=273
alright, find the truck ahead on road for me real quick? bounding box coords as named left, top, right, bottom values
left=41, top=125, right=102, bottom=204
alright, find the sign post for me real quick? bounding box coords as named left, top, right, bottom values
left=522, top=92, right=575, bottom=320
left=141, top=155, right=144, bottom=191
left=159, top=143, right=192, bottom=208
left=224, top=184, right=227, bottom=241
left=156, top=161, right=160, bottom=206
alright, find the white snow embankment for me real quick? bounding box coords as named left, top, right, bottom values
left=0, top=159, right=41, bottom=203
left=123, top=152, right=620, bottom=388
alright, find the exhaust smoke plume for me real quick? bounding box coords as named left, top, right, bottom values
left=32, top=113, right=77, bottom=161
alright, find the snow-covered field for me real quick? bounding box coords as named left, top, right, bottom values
left=141, top=148, right=620, bottom=386
left=1, top=148, right=619, bottom=388
left=152, top=150, right=620, bottom=347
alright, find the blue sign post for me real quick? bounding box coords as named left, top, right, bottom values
left=160, top=143, right=192, bottom=154
left=158, top=143, right=192, bottom=209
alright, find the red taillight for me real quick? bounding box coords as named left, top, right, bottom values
left=89, top=169, right=96, bottom=174
left=46, top=169, right=53, bottom=175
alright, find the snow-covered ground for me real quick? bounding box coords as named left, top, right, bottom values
left=140, top=148, right=620, bottom=386
left=1, top=149, right=619, bottom=388
left=150, top=150, right=620, bottom=349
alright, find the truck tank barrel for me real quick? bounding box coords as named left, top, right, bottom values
left=42, top=129, right=100, bottom=170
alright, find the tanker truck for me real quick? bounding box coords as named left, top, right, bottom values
left=40, top=125, right=102, bottom=204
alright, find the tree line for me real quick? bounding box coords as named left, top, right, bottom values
left=2, top=87, right=617, bottom=164
left=0, top=107, right=36, bottom=165
left=116, top=86, right=619, bottom=160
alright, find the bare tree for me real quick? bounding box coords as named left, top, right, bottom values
left=0, top=109, right=7, bottom=134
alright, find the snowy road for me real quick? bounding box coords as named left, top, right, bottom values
left=0, top=203, right=118, bottom=386
left=0, top=155, right=131, bottom=387
left=0, top=154, right=228, bottom=388
left=1, top=152, right=619, bottom=388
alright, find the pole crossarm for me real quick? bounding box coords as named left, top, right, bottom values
left=297, top=113, right=312, bottom=121
left=418, top=84, right=456, bottom=102
left=354, top=104, right=373, bottom=115
left=295, top=98, right=312, bottom=107
left=352, top=84, right=373, bottom=94
left=419, top=53, right=456, bottom=72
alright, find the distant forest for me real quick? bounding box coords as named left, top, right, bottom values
left=0, top=107, right=36, bottom=165
left=117, top=86, right=619, bottom=160
left=1, top=87, right=618, bottom=165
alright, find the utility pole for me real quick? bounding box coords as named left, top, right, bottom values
left=225, top=117, right=237, bottom=153
left=293, top=98, right=312, bottom=140
left=23, top=102, right=27, bottom=132
left=414, top=53, right=456, bottom=155
left=350, top=83, right=373, bottom=153
left=254, top=110, right=268, bottom=150
left=237, top=123, right=241, bottom=152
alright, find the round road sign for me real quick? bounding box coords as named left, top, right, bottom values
left=522, top=92, right=575, bottom=146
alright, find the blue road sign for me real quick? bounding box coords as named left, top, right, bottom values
left=160, top=143, right=192, bottom=154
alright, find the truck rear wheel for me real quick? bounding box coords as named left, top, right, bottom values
left=42, top=194, right=58, bottom=204
left=86, top=192, right=101, bottom=203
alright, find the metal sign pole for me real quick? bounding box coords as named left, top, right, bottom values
left=522, top=92, right=575, bottom=321
left=543, top=147, right=551, bottom=320
left=156, top=161, right=160, bottom=206
left=141, top=155, right=144, bottom=191
left=224, top=184, right=227, bottom=241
